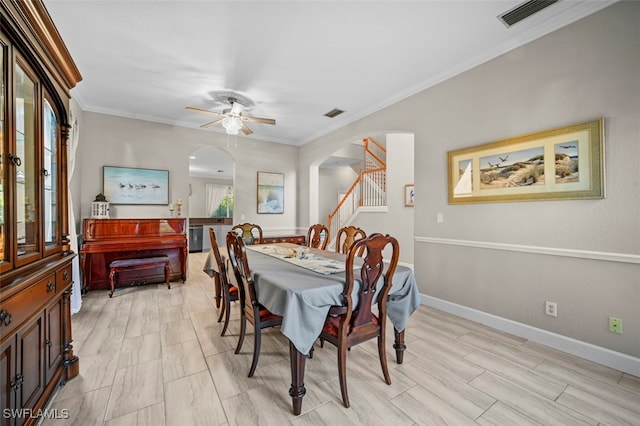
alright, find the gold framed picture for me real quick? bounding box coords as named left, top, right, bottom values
left=447, top=118, right=604, bottom=204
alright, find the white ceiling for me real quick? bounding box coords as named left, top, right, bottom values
left=44, top=0, right=615, bottom=176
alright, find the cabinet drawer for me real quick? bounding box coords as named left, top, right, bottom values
left=56, top=265, right=73, bottom=290
left=0, top=274, right=56, bottom=338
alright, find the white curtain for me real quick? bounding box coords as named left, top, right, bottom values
left=206, top=184, right=229, bottom=217
left=67, top=113, right=82, bottom=314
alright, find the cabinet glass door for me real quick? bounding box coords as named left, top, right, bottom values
left=43, top=99, right=58, bottom=250
left=0, top=44, right=6, bottom=267
left=15, top=62, right=38, bottom=259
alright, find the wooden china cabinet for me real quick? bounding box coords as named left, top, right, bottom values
left=0, top=1, right=82, bottom=425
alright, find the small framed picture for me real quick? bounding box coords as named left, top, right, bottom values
left=257, top=171, right=284, bottom=214
left=404, top=184, right=415, bottom=207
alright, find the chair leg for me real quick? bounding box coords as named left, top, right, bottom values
left=220, top=296, right=231, bottom=336
left=337, top=343, right=350, bottom=408
left=217, top=291, right=226, bottom=323
left=248, top=324, right=261, bottom=377
left=377, top=334, right=391, bottom=385
left=235, top=314, right=246, bottom=354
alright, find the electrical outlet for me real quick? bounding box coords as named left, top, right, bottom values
left=609, top=317, right=623, bottom=334
left=545, top=301, right=557, bottom=317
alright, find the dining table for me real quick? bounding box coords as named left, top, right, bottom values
left=203, top=242, right=421, bottom=415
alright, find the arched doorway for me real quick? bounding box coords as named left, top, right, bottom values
left=188, top=146, right=234, bottom=252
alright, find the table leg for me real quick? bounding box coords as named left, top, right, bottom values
left=393, top=327, right=406, bottom=364
left=288, top=341, right=306, bottom=415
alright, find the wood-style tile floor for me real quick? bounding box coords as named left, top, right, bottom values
left=42, top=252, right=640, bottom=425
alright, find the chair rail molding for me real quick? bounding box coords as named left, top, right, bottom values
left=416, top=236, right=640, bottom=264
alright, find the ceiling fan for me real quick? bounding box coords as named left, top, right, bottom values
left=186, top=97, right=276, bottom=136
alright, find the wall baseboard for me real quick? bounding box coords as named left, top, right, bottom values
left=421, top=295, right=640, bottom=377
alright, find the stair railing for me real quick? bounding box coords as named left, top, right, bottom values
left=326, top=137, right=388, bottom=242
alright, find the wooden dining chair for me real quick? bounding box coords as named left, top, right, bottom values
left=231, top=223, right=263, bottom=245
left=306, top=223, right=329, bottom=250
left=319, top=232, right=399, bottom=408
left=209, top=228, right=238, bottom=336
left=335, top=225, right=366, bottom=256
left=226, top=231, right=283, bottom=377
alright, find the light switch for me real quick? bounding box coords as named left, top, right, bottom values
left=436, top=213, right=444, bottom=224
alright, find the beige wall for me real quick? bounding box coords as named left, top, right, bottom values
left=72, top=111, right=298, bottom=233
left=300, top=2, right=640, bottom=360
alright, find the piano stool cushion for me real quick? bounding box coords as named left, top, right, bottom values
left=108, top=255, right=171, bottom=297
left=110, top=256, right=170, bottom=268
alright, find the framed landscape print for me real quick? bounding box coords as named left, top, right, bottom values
left=103, top=166, right=169, bottom=205
left=257, top=171, right=284, bottom=214
left=447, top=118, right=604, bottom=204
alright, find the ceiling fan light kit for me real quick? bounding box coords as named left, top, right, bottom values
left=221, top=116, right=243, bottom=135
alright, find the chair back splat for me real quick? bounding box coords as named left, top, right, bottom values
left=335, top=225, right=366, bottom=256
left=320, top=232, right=399, bottom=408
left=306, top=223, right=330, bottom=250
left=231, top=223, right=263, bottom=245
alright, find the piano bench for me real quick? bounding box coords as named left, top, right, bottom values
left=108, top=256, right=171, bottom=297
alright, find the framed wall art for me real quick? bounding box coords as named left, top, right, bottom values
left=404, top=184, right=415, bottom=207
left=257, top=171, right=284, bottom=214
left=447, top=118, right=604, bottom=204
left=103, top=166, right=169, bottom=205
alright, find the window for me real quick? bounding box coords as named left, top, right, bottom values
left=213, top=190, right=233, bottom=218
left=206, top=183, right=233, bottom=218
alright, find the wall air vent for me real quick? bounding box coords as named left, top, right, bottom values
left=498, top=0, right=559, bottom=27
left=324, top=108, right=345, bottom=118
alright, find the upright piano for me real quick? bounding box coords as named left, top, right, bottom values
left=80, top=218, right=188, bottom=292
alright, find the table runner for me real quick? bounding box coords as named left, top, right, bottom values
left=246, top=244, right=350, bottom=275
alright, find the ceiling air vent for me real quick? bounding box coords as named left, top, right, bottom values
left=324, top=108, right=345, bottom=118
left=498, top=0, right=559, bottom=27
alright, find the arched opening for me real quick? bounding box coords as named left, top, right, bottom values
left=187, top=146, right=234, bottom=252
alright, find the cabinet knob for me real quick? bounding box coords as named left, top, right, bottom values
left=45, top=339, right=53, bottom=347
left=46, top=281, right=56, bottom=292
left=63, top=270, right=70, bottom=281
left=7, top=153, right=22, bottom=166
left=10, top=374, right=24, bottom=390
left=42, top=168, right=50, bottom=177
left=0, top=309, right=11, bottom=326
left=10, top=378, right=20, bottom=391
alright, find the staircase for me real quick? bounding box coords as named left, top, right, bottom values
left=327, top=137, right=387, bottom=243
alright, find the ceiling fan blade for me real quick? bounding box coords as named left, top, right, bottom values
left=242, top=115, right=276, bottom=125
left=186, top=106, right=223, bottom=116
left=201, top=118, right=224, bottom=129
left=241, top=124, right=253, bottom=135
